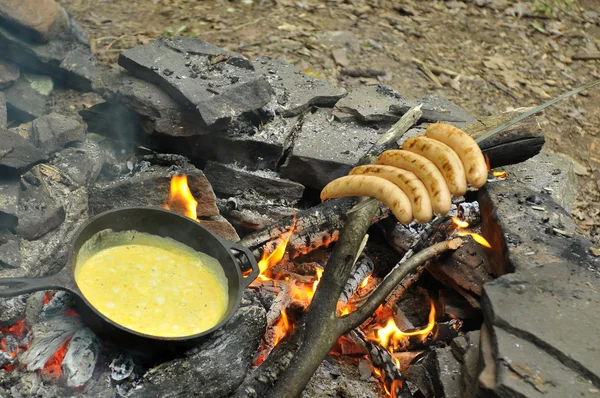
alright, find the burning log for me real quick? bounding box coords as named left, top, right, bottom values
left=339, top=253, right=374, bottom=304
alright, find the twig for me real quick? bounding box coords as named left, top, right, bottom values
left=412, top=58, right=443, bottom=88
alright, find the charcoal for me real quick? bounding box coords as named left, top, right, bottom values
left=0, top=128, right=47, bottom=171
left=25, top=291, right=46, bottom=325
left=280, top=108, right=383, bottom=189
left=119, top=37, right=272, bottom=129
left=0, top=12, right=97, bottom=90
left=3, top=73, right=52, bottom=122
left=204, top=161, right=305, bottom=203
left=62, top=327, right=98, bottom=387
left=483, top=261, right=600, bottom=388
left=253, top=56, right=346, bottom=117
left=40, top=290, right=74, bottom=319
left=0, top=92, right=6, bottom=129
left=0, top=177, right=19, bottom=229
left=132, top=304, right=266, bottom=398
left=31, top=113, right=86, bottom=155
left=16, top=182, right=65, bottom=241
left=0, top=60, right=20, bottom=89
left=92, top=68, right=208, bottom=137
left=110, top=355, right=135, bottom=381
left=0, top=295, right=26, bottom=324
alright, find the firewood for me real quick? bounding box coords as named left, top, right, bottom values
left=338, top=253, right=375, bottom=304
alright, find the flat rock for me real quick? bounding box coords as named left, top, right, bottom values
left=31, top=112, right=85, bottom=154
left=16, top=182, right=65, bottom=240
left=204, top=161, right=305, bottom=202
left=435, top=346, right=463, bottom=398
left=280, top=108, right=383, bottom=189
left=0, top=177, right=19, bottom=229
left=197, top=216, right=239, bottom=242
left=335, top=85, right=410, bottom=123
left=0, top=92, right=6, bottom=129
left=489, top=326, right=597, bottom=397
left=0, top=295, right=26, bottom=324
left=132, top=304, right=266, bottom=398
left=0, top=128, right=47, bottom=171
left=461, top=331, right=481, bottom=398
left=89, top=166, right=218, bottom=218
left=0, top=0, right=68, bottom=43
left=119, top=37, right=273, bottom=129
left=80, top=101, right=146, bottom=141
left=92, top=68, right=207, bottom=137
left=49, top=139, right=106, bottom=187
left=387, top=93, right=476, bottom=128
left=0, top=60, right=19, bottom=89
left=500, top=151, right=578, bottom=212
left=0, top=237, right=20, bottom=269
left=479, top=179, right=597, bottom=276
left=0, top=13, right=97, bottom=91
left=317, top=31, right=361, bottom=53
left=483, top=262, right=600, bottom=387
left=253, top=56, right=347, bottom=117
left=3, top=73, right=53, bottom=122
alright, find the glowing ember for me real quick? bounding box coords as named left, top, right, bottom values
left=390, top=380, right=404, bottom=398
left=41, top=339, right=70, bottom=379
left=272, top=309, right=290, bottom=346
left=371, top=302, right=436, bottom=350
left=451, top=216, right=469, bottom=229
left=360, top=275, right=371, bottom=289
left=456, top=231, right=492, bottom=248
left=0, top=319, right=27, bottom=337
left=258, top=214, right=297, bottom=279
left=484, top=153, right=491, bottom=171
left=163, top=174, right=198, bottom=220
left=492, top=171, right=508, bottom=179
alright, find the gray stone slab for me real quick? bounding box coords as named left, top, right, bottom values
left=253, top=56, right=347, bottom=117
left=0, top=177, right=19, bottom=229
left=0, top=0, right=69, bottom=44
left=461, top=331, right=480, bottom=398
left=0, top=13, right=97, bottom=91
left=16, top=182, right=65, bottom=240
left=118, top=37, right=273, bottom=129
left=92, top=68, right=208, bottom=137
left=0, top=239, right=20, bottom=269
left=483, top=262, right=600, bottom=387
left=500, top=151, right=578, bottom=213
left=31, top=112, right=85, bottom=154
left=335, top=85, right=410, bottom=123
left=435, top=346, right=463, bottom=398
left=204, top=161, right=305, bottom=202
left=0, top=60, right=19, bottom=89
left=0, top=92, right=6, bottom=129
left=388, top=93, right=476, bottom=128
left=280, top=108, right=383, bottom=189
left=50, top=139, right=106, bottom=187
left=479, top=179, right=597, bottom=276
left=0, top=128, right=47, bottom=171
left=490, top=326, right=597, bottom=397
left=4, top=73, right=52, bottom=122
left=0, top=295, right=26, bottom=324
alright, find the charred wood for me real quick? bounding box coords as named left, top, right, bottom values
left=339, top=253, right=375, bottom=304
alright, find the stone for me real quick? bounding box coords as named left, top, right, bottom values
left=89, top=166, right=219, bottom=218
left=80, top=101, right=146, bottom=140
left=317, top=31, right=361, bottom=53
left=16, top=182, right=65, bottom=240
left=434, top=346, right=463, bottom=398
left=389, top=93, right=477, bottom=129
left=479, top=180, right=597, bottom=276
left=0, top=0, right=68, bottom=43
left=0, top=237, right=20, bottom=269
left=31, top=113, right=86, bottom=154
left=461, top=331, right=480, bottom=398
left=0, top=13, right=97, bottom=91
left=482, top=262, right=600, bottom=388
left=132, top=304, right=266, bottom=398
left=119, top=37, right=273, bottom=129
left=0, top=92, right=6, bottom=129
left=0, top=177, right=19, bottom=229
left=0, top=60, right=19, bottom=89
left=0, top=128, right=47, bottom=171
left=0, top=295, right=26, bottom=324
left=217, top=197, right=295, bottom=233
left=335, top=85, right=411, bottom=124
left=500, top=151, right=578, bottom=212
left=488, top=326, right=597, bottom=397
left=198, top=216, right=239, bottom=242
left=331, top=48, right=349, bottom=67
left=204, top=161, right=305, bottom=202
left=280, top=108, right=383, bottom=189
left=49, top=139, right=106, bottom=187
left=92, top=68, right=207, bottom=137
left=253, top=56, right=347, bottom=117
left=3, top=73, right=52, bottom=122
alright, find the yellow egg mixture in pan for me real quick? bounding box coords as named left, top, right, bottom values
left=75, top=230, right=229, bottom=338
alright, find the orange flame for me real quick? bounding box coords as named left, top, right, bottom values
left=312, top=268, right=324, bottom=293
left=390, top=380, right=404, bottom=398
left=493, top=171, right=508, bottom=179
left=258, top=214, right=297, bottom=280
left=457, top=231, right=492, bottom=248
left=272, top=309, right=290, bottom=346
left=451, top=216, right=469, bottom=229
left=163, top=174, right=198, bottom=220
left=360, top=275, right=371, bottom=289
left=372, top=302, right=436, bottom=349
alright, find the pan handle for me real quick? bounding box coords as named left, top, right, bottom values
left=227, top=242, right=260, bottom=287
left=0, top=267, right=74, bottom=297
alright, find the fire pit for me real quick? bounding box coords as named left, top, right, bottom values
left=0, top=2, right=598, bottom=397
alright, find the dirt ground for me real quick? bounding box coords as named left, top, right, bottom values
left=60, top=0, right=600, bottom=247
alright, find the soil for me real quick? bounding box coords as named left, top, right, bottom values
left=60, top=0, right=600, bottom=247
